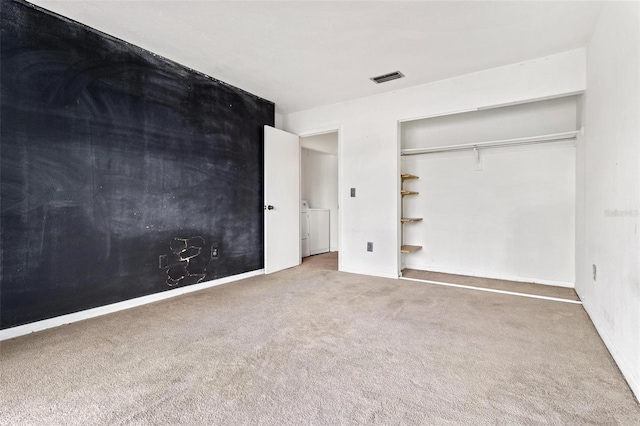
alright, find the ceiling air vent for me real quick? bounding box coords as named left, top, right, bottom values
left=370, top=71, right=405, bottom=84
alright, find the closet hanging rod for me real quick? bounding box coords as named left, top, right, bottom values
left=401, top=130, right=579, bottom=156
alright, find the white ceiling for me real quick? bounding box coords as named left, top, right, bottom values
left=28, top=1, right=604, bottom=114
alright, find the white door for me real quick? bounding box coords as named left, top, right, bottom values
left=264, top=125, right=300, bottom=274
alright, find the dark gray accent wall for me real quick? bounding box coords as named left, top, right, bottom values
left=0, top=0, right=274, bottom=329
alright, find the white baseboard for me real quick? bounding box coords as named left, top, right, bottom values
left=581, top=299, right=640, bottom=402
left=403, top=263, right=574, bottom=288
left=340, top=266, right=398, bottom=280
left=0, top=269, right=264, bottom=341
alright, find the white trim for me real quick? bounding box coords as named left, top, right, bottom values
left=401, top=277, right=582, bottom=304
left=403, top=264, right=574, bottom=288
left=341, top=266, right=399, bottom=280
left=398, top=107, right=479, bottom=123
left=297, top=125, right=342, bottom=138
left=336, top=126, right=343, bottom=272
left=475, top=91, right=585, bottom=111
left=0, top=269, right=264, bottom=341
left=397, top=120, right=403, bottom=280
left=581, top=300, right=640, bottom=401
left=398, top=90, right=585, bottom=123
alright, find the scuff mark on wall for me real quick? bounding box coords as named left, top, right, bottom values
left=166, top=236, right=207, bottom=286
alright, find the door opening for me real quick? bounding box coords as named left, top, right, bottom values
left=300, top=131, right=339, bottom=271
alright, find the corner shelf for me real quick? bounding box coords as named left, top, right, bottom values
left=401, top=173, right=419, bottom=180
left=401, top=245, right=422, bottom=254
left=400, top=174, right=422, bottom=254
left=401, top=218, right=423, bottom=223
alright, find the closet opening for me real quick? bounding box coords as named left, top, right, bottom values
left=398, top=95, right=582, bottom=301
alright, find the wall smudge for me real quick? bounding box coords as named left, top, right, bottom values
left=166, top=237, right=207, bottom=286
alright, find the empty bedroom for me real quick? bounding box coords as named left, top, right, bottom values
left=1, top=1, right=639, bottom=424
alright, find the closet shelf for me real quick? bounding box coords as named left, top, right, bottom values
left=400, top=173, right=421, bottom=255
left=401, top=130, right=579, bottom=156
left=401, top=245, right=422, bottom=253
left=401, top=173, right=419, bottom=180
left=401, top=218, right=423, bottom=223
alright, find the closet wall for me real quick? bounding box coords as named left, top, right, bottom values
left=401, top=96, right=579, bottom=286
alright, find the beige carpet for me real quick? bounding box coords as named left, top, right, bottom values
left=402, top=269, right=580, bottom=301
left=1, top=254, right=638, bottom=425
left=302, top=251, right=338, bottom=270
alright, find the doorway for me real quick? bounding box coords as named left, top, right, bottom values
left=300, top=131, right=339, bottom=270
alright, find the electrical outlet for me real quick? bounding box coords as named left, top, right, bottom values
left=367, top=242, right=373, bottom=252
left=593, top=264, right=597, bottom=281
left=351, top=188, right=356, bottom=197
left=211, top=246, right=219, bottom=259
left=158, top=255, right=168, bottom=268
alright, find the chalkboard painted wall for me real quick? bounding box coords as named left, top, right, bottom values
left=0, top=0, right=274, bottom=329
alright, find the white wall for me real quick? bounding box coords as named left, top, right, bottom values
left=301, top=147, right=339, bottom=251
left=284, top=49, right=586, bottom=278
left=577, top=2, right=640, bottom=400
left=301, top=132, right=338, bottom=155
left=275, top=112, right=284, bottom=129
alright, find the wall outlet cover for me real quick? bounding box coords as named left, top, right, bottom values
left=367, top=242, right=373, bottom=252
